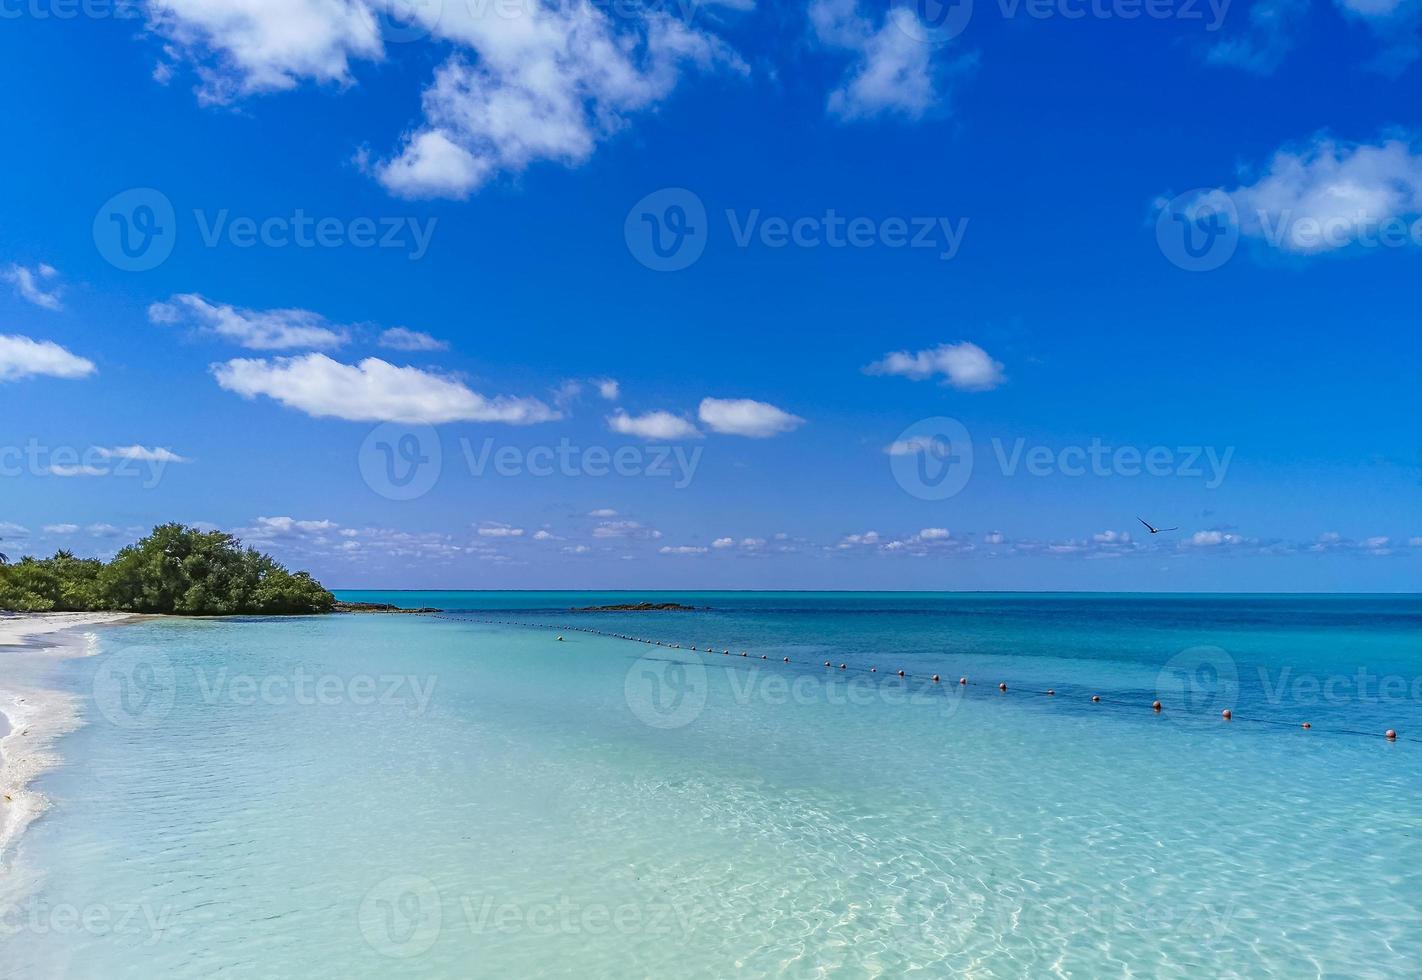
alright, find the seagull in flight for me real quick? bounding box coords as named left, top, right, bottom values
left=1138, top=518, right=1178, bottom=535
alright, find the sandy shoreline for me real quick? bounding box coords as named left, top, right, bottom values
left=0, top=612, right=136, bottom=867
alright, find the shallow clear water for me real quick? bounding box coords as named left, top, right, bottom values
left=4, top=594, right=1420, bottom=978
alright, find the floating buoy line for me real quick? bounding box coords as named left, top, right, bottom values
left=421, top=613, right=1412, bottom=745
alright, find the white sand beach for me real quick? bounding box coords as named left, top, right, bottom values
left=0, top=613, right=134, bottom=865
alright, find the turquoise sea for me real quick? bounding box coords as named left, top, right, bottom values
left=4, top=593, right=1421, bottom=978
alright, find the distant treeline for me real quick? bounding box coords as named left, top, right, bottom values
left=0, top=523, right=336, bottom=615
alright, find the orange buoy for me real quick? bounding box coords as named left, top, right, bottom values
left=1386, top=729, right=1398, bottom=740
left=1152, top=701, right=1162, bottom=712
left=1091, top=695, right=1101, bottom=703
left=932, top=674, right=940, bottom=683
left=1221, top=709, right=1232, bottom=721
left=998, top=682, right=1008, bottom=692
left=1301, top=722, right=1311, bottom=729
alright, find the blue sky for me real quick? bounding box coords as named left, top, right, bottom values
left=1, top=0, right=1420, bottom=590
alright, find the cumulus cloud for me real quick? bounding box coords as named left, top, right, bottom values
left=0, top=335, right=95, bottom=383
left=477, top=522, right=525, bottom=538
left=865, top=341, right=1006, bottom=391
left=373, top=7, right=746, bottom=198
left=144, top=0, right=384, bottom=104
left=712, top=537, right=735, bottom=549
left=96, top=445, right=191, bottom=463
left=659, top=545, right=708, bottom=555
left=595, top=378, right=620, bottom=401
left=810, top=0, right=969, bottom=121
left=588, top=508, right=617, bottom=518
left=212, top=353, right=559, bottom=424
left=532, top=529, right=560, bottom=541
left=378, top=326, right=448, bottom=351
left=607, top=409, right=701, bottom=440
left=836, top=531, right=880, bottom=549
left=1212, top=134, right=1422, bottom=254
left=885, top=435, right=952, bottom=456
left=697, top=398, right=804, bottom=438
left=4, top=263, right=63, bottom=310
left=43, top=524, right=80, bottom=534
left=150, top=294, right=349, bottom=350
left=592, top=520, right=661, bottom=540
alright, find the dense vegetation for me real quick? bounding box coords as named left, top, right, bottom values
left=0, top=523, right=336, bottom=615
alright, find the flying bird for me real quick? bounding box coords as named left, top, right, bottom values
left=1138, top=518, right=1178, bottom=535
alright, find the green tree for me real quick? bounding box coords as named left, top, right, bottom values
left=0, top=524, right=335, bottom=615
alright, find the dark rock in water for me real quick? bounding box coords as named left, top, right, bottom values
left=572, top=601, right=699, bottom=612
left=334, top=601, right=442, bottom=614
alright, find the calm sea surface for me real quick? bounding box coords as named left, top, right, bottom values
left=4, top=593, right=1420, bottom=977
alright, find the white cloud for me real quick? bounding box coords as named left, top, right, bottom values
left=563, top=544, right=592, bottom=555
left=1219, top=135, right=1422, bottom=254
left=96, top=445, right=191, bottom=464
left=374, top=8, right=745, bottom=198
left=86, top=523, right=123, bottom=537
left=0, top=335, right=95, bottom=383
left=378, top=326, right=448, bottom=351
left=712, top=537, right=735, bottom=549
left=43, top=524, right=80, bottom=534
left=375, top=129, right=491, bottom=199
left=592, top=520, right=661, bottom=540
left=477, top=522, right=524, bottom=538
left=0, top=523, right=31, bottom=537
left=588, top=508, right=617, bottom=518
left=836, top=531, right=880, bottom=549
left=740, top=537, right=766, bottom=549
left=252, top=516, right=338, bottom=536
left=145, top=0, right=384, bottom=104
left=150, top=293, right=348, bottom=350
left=595, top=378, right=620, bottom=401
left=659, top=545, right=708, bottom=555
left=865, top=341, right=1006, bottom=391
left=810, top=0, right=967, bottom=121
left=532, top=529, right=560, bottom=541
left=212, top=353, right=559, bottom=424
left=4, top=263, right=63, bottom=310
left=697, top=398, right=804, bottom=438
left=885, top=435, right=951, bottom=456
left=608, top=409, right=701, bottom=440
left=1410, top=536, right=1422, bottom=547
left=1205, top=0, right=1309, bottom=75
